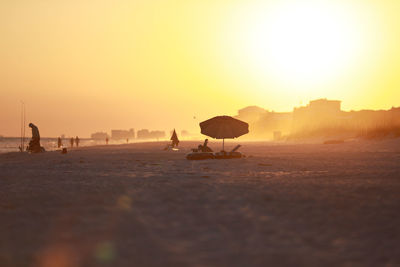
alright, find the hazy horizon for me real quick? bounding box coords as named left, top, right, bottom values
left=1, top=99, right=399, bottom=139
left=1, top=0, right=400, bottom=137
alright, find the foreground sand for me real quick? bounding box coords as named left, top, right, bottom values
left=1, top=140, right=399, bottom=267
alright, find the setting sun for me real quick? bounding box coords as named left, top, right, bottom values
left=244, top=1, right=363, bottom=86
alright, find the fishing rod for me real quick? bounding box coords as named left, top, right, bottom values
left=20, top=101, right=26, bottom=152
left=23, top=102, right=26, bottom=151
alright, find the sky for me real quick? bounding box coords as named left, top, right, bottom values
left=1, top=0, right=399, bottom=137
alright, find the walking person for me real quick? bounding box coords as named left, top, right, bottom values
left=75, top=136, right=80, bottom=147
left=57, top=137, right=62, bottom=148
left=70, top=137, right=74, bottom=147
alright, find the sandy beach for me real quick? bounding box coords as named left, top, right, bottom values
left=1, top=140, right=399, bottom=267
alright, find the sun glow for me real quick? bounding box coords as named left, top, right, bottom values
left=0, top=1, right=399, bottom=137
left=240, top=1, right=365, bottom=87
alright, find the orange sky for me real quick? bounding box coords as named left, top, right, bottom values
left=1, top=0, right=399, bottom=137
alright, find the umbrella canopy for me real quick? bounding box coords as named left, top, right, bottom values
left=199, top=116, right=249, bottom=150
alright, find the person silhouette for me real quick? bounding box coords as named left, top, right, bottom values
left=106, top=137, right=109, bottom=145
left=70, top=137, right=74, bottom=147
left=199, top=139, right=212, bottom=152
left=75, top=136, right=80, bottom=147
left=57, top=137, right=62, bottom=148
left=27, top=123, right=43, bottom=153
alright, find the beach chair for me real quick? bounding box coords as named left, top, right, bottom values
left=231, top=145, right=241, bottom=152
left=214, top=145, right=243, bottom=159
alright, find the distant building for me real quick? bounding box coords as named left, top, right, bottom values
left=137, top=129, right=166, bottom=140
left=235, top=106, right=292, bottom=139
left=150, top=130, right=166, bottom=140
left=181, top=130, right=190, bottom=137
left=91, top=132, right=109, bottom=140
left=237, top=106, right=267, bottom=124
left=292, top=99, right=342, bottom=133
left=236, top=98, right=400, bottom=140
left=309, top=98, right=341, bottom=113
left=111, top=129, right=135, bottom=140
left=136, top=129, right=150, bottom=139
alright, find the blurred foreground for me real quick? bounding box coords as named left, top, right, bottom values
left=1, top=140, right=399, bottom=266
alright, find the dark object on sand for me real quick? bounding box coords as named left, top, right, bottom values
left=186, top=152, right=214, bottom=160
left=187, top=144, right=244, bottom=160
left=214, top=145, right=244, bottom=159
left=27, top=123, right=45, bottom=153
left=57, top=137, right=62, bottom=148
left=199, top=116, right=248, bottom=151
left=62, top=148, right=68, bottom=154
left=185, top=139, right=213, bottom=158
left=324, top=139, right=344, bottom=145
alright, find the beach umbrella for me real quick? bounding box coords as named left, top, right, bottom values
left=170, top=129, right=178, bottom=141
left=199, top=116, right=249, bottom=151
left=170, top=129, right=179, bottom=147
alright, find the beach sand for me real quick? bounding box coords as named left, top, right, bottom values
left=1, top=140, right=399, bottom=267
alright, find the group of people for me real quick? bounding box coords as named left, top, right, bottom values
left=26, top=123, right=212, bottom=154
left=24, top=122, right=82, bottom=153
left=57, top=136, right=80, bottom=148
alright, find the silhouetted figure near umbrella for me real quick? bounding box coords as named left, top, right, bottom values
left=106, top=137, right=109, bottom=145
left=27, top=123, right=44, bottom=153
left=187, top=116, right=248, bottom=160
left=199, top=116, right=248, bottom=151
left=198, top=139, right=213, bottom=152
left=57, top=137, right=62, bottom=148
left=75, top=136, right=80, bottom=147
left=187, top=138, right=214, bottom=160
left=70, top=137, right=74, bottom=147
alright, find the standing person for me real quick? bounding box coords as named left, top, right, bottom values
left=75, top=136, right=80, bottom=147
left=57, top=137, right=62, bottom=148
left=70, top=137, right=74, bottom=147
left=106, top=137, right=109, bottom=145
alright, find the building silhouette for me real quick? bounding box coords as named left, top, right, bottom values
left=235, top=98, right=400, bottom=140
left=111, top=129, right=135, bottom=140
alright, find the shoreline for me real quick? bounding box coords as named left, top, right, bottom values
left=2, top=136, right=400, bottom=155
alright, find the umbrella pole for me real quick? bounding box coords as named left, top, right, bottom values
left=223, top=138, right=224, bottom=151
